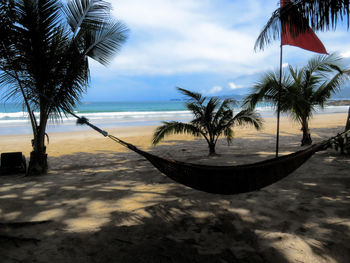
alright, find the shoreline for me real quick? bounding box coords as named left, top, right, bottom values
left=0, top=105, right=349, bottom=136
left=0, top=113, right=348, bottom=158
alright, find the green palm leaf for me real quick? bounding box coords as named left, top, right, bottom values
left=213, top=98, right=236, bottom=124
left=232, top=110, right=263, bottom=130
left=153, top=88, right=262, bottom=154
left=83, top=19, right=128, bottom=65
left=177, top=87, right=205, bottom=104
left=64, top=0, right=111, bottom=36
left=186, top=102, right=204, bottom=119
left=152, top=122, right=202, bottom=145
left=223, top=127, right=234, bottom=145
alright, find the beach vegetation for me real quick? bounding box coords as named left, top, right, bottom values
left=244, top=53, right=350, bottom=146
left=152, top=88, right=263, bottom=155
left=255, top=0, right=350, bottom=137
left=0, top=0, right=128, bottom=175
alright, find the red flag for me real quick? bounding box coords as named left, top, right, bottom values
left=281, top=0, right=328, bottom=54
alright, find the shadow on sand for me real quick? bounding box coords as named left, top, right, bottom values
left=0, top=132, right=349, bottom=262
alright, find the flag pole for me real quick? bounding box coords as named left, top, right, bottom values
left=276, top=33, right=283, bottom=157
left=275, top=0, right=327, bottom=157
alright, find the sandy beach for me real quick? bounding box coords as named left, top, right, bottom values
left=0, top=113, right=349, bottom=262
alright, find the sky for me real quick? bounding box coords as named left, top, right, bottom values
left=85, top=0, right=350, bottom=101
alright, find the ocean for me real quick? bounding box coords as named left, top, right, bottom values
left=0, top=101, right=348, bottom=135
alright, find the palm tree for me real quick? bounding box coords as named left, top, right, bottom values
left=255, top=0, right=350, bottom=137
left=152, top=88, right=263, bottom=155
left=244, top=54, right=350, bottom=146
left=0, top=0, right=128, bottom=175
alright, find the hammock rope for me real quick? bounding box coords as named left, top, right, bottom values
left=75, top=115, right=349, bottom=195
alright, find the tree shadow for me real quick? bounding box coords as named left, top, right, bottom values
left=0, top=132, right=349, bottom=262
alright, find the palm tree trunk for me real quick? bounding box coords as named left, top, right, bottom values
left=27, top=105, right=48, bottom=175
left=28, top=127, right=48, bottom=175
left=301, top=118, right=312, bottom=146
left=345, top=106, right=350, bottom=132
left=208, top=142, right=216, bottom=155
left=343, top=106, right=350, bottom=154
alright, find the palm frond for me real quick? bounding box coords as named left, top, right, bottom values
left=64, top=0, right=111, bottom=36
left=254, top=8, right=281, bottom=51
left=185, top=101, right=204, bottom=119
left=306, top=53, right=341, bottom=74
left=12, top=0, right=63, bottom=91
left=203, top=97, right=219, bottom=123
left=243, top=70, right=286, bottom=109
left=289, top=65, right=302, bottom=83
left=232, top=110, right=263, bottom=130
left=213, top=109, right=234, bottom=135
left=0, top=71, right=16, bottom=89
left=312, top=71, right=350, bottom=107
left=152, top=121, right=202, bottom=145
left=177, top=87, right=205, bottom=104
left=293, top=0, right=350, bottom=31
left=213, top=98, right=236, bottom=123
left=256, top=0, right=350, bottom=51
left=19, top=0, right=62, bottom=39
left=255, top=1, right=309, bottom=51
left=223, top=127, right=234, bottom=145
left=83, top=18, right=128, bottom=65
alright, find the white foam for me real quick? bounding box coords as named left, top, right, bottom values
left=0, top=111, right=40, bottom=119
left=0, top=106, right=348, bottom=126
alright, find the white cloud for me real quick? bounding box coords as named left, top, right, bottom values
left=228, top=82, right=239, bottom=90
left=282, top=63, right=289, bottom=68
left=207, top=86, right=223, bottom=94
left=89, top=0, right=350, bottom=78
left=341, top=50, right=350, bottom=58
left=89, top=0, right=276, bottom=77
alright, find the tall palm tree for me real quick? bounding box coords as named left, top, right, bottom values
left=244, top=54, right=350, bottom=146
left=153, top=88, right=263, bottom=155
left=0, top=0, right=128, bottom=175
left=255, top=0, right=350, bottom=136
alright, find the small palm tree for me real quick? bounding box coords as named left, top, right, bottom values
left=152, top=88, right=263, bottom=155
left=244, top=54, right=350, bottom=146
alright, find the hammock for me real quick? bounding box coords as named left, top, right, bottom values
left=75, top=116, right=338, bottom=195
left=108, top=135, right=327, bottom=194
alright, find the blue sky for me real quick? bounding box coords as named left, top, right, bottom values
left=85, top=0, right=350, bottom=101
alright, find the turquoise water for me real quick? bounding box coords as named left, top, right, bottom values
left=76, top=101, right=187, bottom=113
left=0, top=101, right=191, bottom=135
left=0, top=101, right=348, bottom=135
left=0, top=101, right=187, bottom=114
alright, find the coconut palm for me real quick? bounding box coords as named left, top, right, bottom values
left=153, top=88, right=263, bottom=155
left=254, top=0, right=350, bottom=149
left=244, top=54, right=350, bottom=146
left=0, top=0, right=128, bottom=174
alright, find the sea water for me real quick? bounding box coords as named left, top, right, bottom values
left=0, top=101, right=348, bottom=135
